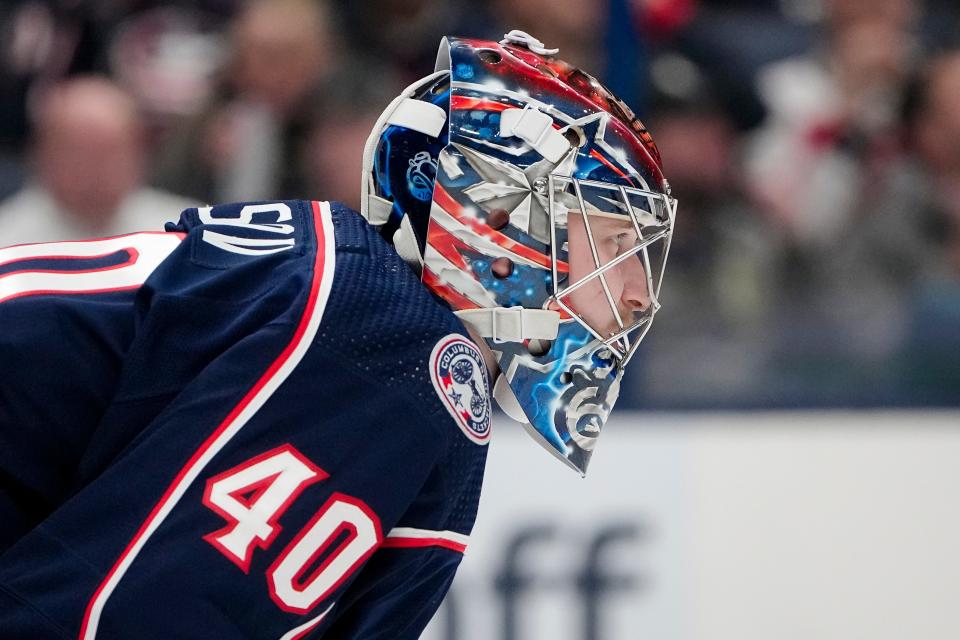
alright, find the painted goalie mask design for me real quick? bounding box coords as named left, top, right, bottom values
left=361, top=30, right=677, bottom=474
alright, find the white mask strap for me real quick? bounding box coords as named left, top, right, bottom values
left=500, top=106, right=570, bottom=163
left=455, top=307, right=560, bottom=343
left=386, top=98, right=446, bottom=137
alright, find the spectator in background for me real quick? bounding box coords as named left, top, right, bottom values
left=737, top=0, right=924, bottom=403
left=892, top=49, right=960, bottom=401
left=0, top=76, right=194, bottom=246
left=745, top=0, right=919, bottom=246
left=631, top=55, right=782, bottom=407
left=780, top=46, right=960, bottom=405
left=658, top=0, right=813, bottom=132
left=907, top=51, right=960, bottom=233
left=331, top=0, right=496, bottom=82
left=302, top=67, right=406, bottom=211
left=153, top=0, right=335, bottom=203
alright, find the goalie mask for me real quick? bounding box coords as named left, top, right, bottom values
left=361, top=31, right=676, bottom=475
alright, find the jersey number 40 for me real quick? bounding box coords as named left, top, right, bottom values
left=202, top=444, right=382, bottom=614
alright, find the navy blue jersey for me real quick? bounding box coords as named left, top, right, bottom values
left=0, top=201, right=490, bottom=639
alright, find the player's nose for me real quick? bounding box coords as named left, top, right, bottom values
left=619, top=261, right=651, bottom=313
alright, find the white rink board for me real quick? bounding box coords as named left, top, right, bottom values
left=422, top=411, right=960, bottom=640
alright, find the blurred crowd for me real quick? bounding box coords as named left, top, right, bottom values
left=0, top=0, right=958, bottom=408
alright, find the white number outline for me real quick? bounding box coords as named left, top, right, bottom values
left=201, top=445, right=383, bottom=615
left=202, top=444, right=327, bottom=573
left=266, top=493, right=382, bottom=614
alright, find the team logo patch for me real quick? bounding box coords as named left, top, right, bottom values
left=430, top=334, right=492, bottom=444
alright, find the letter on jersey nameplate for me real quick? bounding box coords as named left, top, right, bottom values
left=199, top=203, right=297, bottom=256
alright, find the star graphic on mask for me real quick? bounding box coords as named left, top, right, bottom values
left=451, top=108, right=649, bottom=244
left=448, top=388, right=464, bottom=408
left=567, top=111, right=643, bottom=180
left=454, top=143, right=559, bottom=244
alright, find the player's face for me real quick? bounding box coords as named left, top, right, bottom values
left=563, top=211, right=651, bottom=339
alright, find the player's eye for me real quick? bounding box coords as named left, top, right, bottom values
left=614, top=232, right=633, bottom=253
left=602, top=235, right=621, bottom=254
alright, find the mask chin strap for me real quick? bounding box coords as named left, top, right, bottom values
left=454, top=305, right=560, bottom=418
left=454, top=307, right=559, bottom=343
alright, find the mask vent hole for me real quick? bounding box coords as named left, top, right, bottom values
left=491, top=257, right=514, bottom=279
left=537, top=64, right=559, bottom=78
left=487, top=208, right=511, bottom=230
left=527, top=339, right=552, bottom=357
left=478, top=50, right=502, bottom=64
left=562, top=126, right=586, bottom=147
